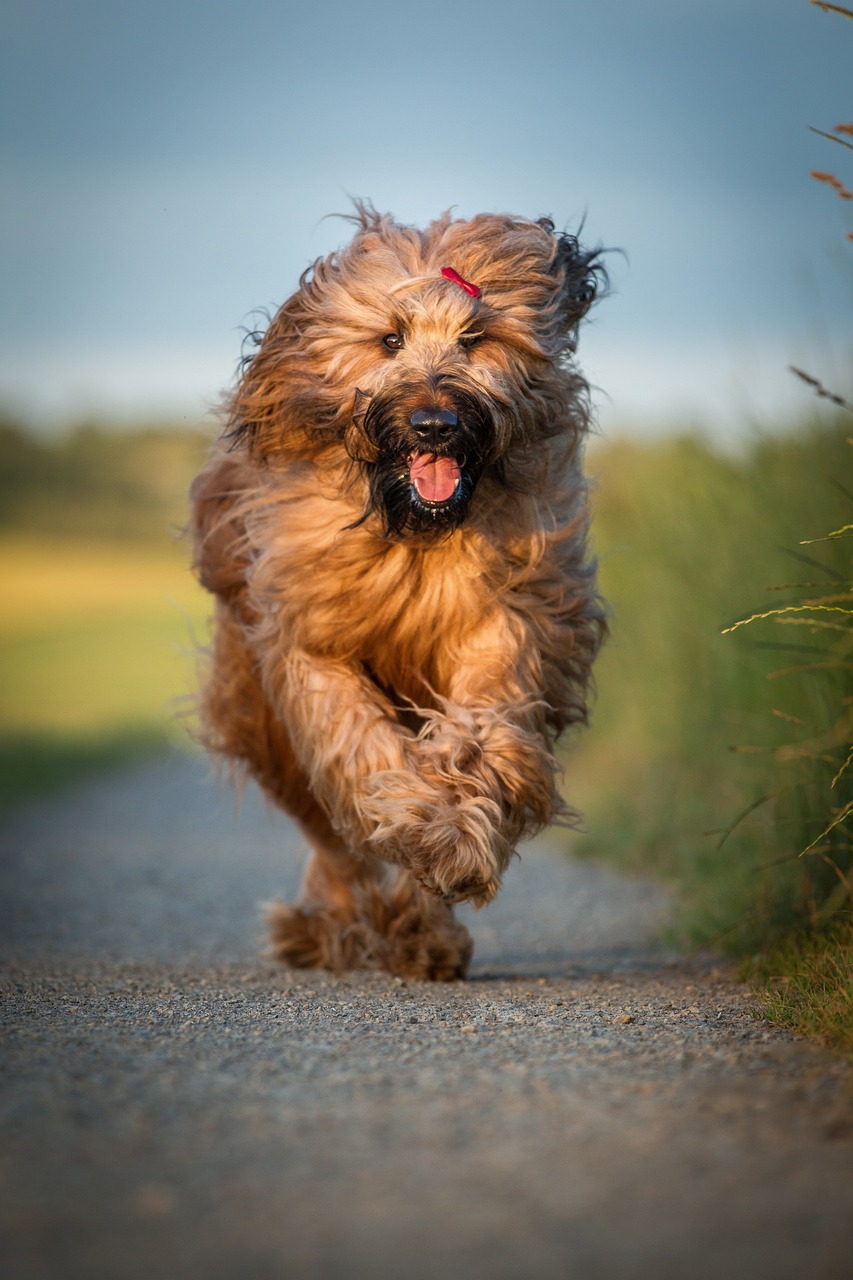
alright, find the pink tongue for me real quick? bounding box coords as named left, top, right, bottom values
left=409, top=453, right=461, bottom=503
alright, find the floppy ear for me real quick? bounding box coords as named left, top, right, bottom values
left=225, top=268, right=331, bottom=465
left=538, top=218, right=606, bottom=339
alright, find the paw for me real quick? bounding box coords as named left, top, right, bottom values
left=360, top=770, right=507, bottom=906
left=407, top=814, right=502, bottom=906
left=385, top=875, right=474, bottom=979
left=266, top=874, right=474, bottom=981
left=418, top=705, right=561, bottom=840
left=413, top=868, right=497, bottom=909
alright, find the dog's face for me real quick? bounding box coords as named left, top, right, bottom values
left=230, top=206, right=602, bottom=537
left=355, top=376, right=495, bottom=537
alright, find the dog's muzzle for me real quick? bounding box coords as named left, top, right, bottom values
left=354, top=384, right=494, bottom=536
left=408, top=409, right=462, bottom=505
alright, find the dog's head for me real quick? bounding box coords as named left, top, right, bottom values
left=229, top=205, right=603, bottom=537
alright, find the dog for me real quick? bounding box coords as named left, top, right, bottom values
left=190, top=204, right=606, bottom=980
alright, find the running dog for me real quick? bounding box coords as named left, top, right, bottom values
left=190, top=204, right=606, bottom=979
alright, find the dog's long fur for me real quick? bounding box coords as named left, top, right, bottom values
left=190, top=204, right=606, bottom=980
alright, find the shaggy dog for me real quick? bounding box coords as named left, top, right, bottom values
left=190, top=204, right=606, bottom=980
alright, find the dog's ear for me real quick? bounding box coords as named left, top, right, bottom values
left=225, top=269, right=332, bottom=464
left=537, top=219, right=606, bottom=341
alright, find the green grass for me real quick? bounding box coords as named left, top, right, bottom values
left=0, top=534, right=210, bottom=734
left=567, top=416, right=852, bottom=1053
left=0, top=724, right=182, bottom=814
left=1, top=605, right=203, bottom=730
left=743, top=922, right=853, bottom=1061
left=0, top=421, right=212, bottom=804
left=0, top=418, right=209, bottom=542
left=0, top=534, right=209, bottom=805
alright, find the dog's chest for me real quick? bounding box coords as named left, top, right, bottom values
left=323, top=537, right=488, bottom=699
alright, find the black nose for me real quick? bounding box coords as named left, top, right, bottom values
left=410, top=408, right=458, bottom=438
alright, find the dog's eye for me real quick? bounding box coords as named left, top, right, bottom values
left=458, top=332, right=483, bottom=351
left=382, top=333, right=404, bottom=352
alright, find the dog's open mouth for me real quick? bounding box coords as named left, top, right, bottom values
left=407, top=452, right=461, bottom=505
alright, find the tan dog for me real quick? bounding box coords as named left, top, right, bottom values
left=190, top=204, right=606, bottom=980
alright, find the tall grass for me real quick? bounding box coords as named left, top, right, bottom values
left=578, top=418, right=851, bottom=920
left=721, top=440, right=852, bottom=935
left=723, top=0, right=853, bottom=1053
left=570, top=416, right=852, bottom=1052
left=570, top=7, right=853, bottom=1055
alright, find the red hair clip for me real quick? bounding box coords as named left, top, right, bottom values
left=440, top=266, right=481, bottom=299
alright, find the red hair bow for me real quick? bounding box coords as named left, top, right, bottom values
left=440, top=266, right=481, bottom=299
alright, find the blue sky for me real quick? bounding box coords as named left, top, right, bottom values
left=1, top=0, right=850, bottom=436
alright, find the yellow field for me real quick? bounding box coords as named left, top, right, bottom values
left=0, top=534, right=211, bottom=737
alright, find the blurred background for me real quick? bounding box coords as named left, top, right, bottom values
left=1, top=1, right=850, bottom=1045
left=1, top=0, right=850, bottom=431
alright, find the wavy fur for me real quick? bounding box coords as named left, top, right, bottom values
left=191, top=205, right=606, bottom=980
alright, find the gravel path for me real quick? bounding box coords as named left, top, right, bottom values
left=1, top=755, right=851, bottom=1280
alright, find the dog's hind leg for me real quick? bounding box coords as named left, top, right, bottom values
left=267, top=845, right=473, bottom=982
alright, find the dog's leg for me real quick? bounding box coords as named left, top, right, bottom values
left=214, top=616, right=562, bottom=913
left=358, top=703, right=558, bottom=908
left=202, top=615, right=472, bottom=978
left=265, top=831, right=385, bottom=974
left=357, top=611, right=567, bottom=906
left=259, top=646, right=415, bottom=843
left=267, top=840, right=472, bottom=981
left=267, top=653, right=530, bottom=910
left=423, top=614, right=568, bottom=895
left=256, top=645, right=515, bottom=909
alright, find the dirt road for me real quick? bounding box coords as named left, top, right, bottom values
left=1, top=755, right=851, bottom=1280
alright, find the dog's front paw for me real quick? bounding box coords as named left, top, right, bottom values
left=413, top=863, right=498, bottom=908
left=409, top=797, right=509, bottom=906
left=420, top=704, right=562, bottom=841
left=359, top=772, right=507, bottom=907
